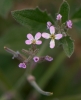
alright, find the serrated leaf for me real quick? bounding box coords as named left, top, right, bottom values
left=0, top=0, right=13, bottom=18
left=11, top=7, right=54, bottom=31
left=59, top=0, right=70, bottom=23
left=71, top=8, right=81, bottom=20
left=60, top=36, right=74, bottom=57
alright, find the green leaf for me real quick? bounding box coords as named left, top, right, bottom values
left=60, top=36, right=74, bottom=57
left=72, top=8, right=81, bottom=20
left=11, top=7, right=54, bottom=31
left=0, top=0, right=13, bottom=18
left=59, top=0, right=70, bottom=23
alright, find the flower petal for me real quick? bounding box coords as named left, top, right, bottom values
left=47, top=21, right=52, bottom=29
left=50, top=26, right=55, bottom=34
left=35, top=32, right=41, bottom=40
left=25, top=40, right=32, bottom=45
left=45, top=55, right=53, bottom=61
left=55, top=34, right=62, bottom=40
left=42, top=32, right=50, bottom=39
left=36, top=40, right=42, bottom=45
left=27, top=34, right=33, bottom=40
left=19, top=63, right=26, bottom=68
left=50, top=40, right=55, bottom=49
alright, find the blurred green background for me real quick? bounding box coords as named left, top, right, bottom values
left=0, top=0, right=81, bottom=100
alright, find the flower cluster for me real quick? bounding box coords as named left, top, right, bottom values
left=18, top=14, right=72, bottom=68
left=25, top=14, right=72, bottom=49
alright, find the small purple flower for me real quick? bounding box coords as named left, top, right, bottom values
left=19, top=63, right=26, bottom=68
left=66, top=20, right=72, bottom=28
left=56, top=14, right=62, bottom=20
left=45, top=55, right=53, bottom=61
left=42, top=26, right=63, bottom=49
left=47, top=21, right=52, bottom=29
left=33, top=56, right=39, bottom=62
left=25, top=32, right=42, bottom=45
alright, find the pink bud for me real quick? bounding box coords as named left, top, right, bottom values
left=45, top=55, right=53, bottom=61
left=56, top=14, right=62, bottom=20
left=66, top=20, right=72, bottom=28
left=19, top=63, right=26, bottom=68
left=33, top=56, right=39, bottom=62
left=47, top=21, right=52, bottom=29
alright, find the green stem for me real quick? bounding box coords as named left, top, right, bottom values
left=27, top=75, right=53, bottom=96
left=29, top=51, right=66, bottom=99
left=2, top=41, right=65, bottom=99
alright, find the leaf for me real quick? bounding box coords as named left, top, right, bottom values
left=71, top=8, right=81, bottom=20
left=60, top=36, right=74, bottom=57
left=0, top=0, right=13, bottom=18
left=11, top=7, right=54, bottom=31
left=59, top=0, right=70, bottom=23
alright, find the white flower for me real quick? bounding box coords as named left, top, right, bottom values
left=42, top=26, right=62, bottom=49
left=25, top=32, right=42, bottom=45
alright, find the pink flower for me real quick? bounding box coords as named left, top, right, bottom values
left=42, top=26, right=63, bottom=49
left=33, top=56, right=39, bottom=62
left=25, top=32, right=42, bottom=45
left=47, top=21, right=52, bottom=29
left=56, top=14, right=62, bottom=20
left=19, top=63, right=26, bottom=68
left=66, top=20, right=72, bottom=28
left=45, top=55, right=53, bottom=61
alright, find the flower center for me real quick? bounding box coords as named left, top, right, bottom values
left=50, top=34, right=55, bottom=39
left=32, top=39, right=36, bottom=44
left=35, top=58, right=38, bottom=61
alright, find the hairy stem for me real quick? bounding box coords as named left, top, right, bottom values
left=4, top=46, right=26, bottom=62
left=3, top=45, right=53, bottom=99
